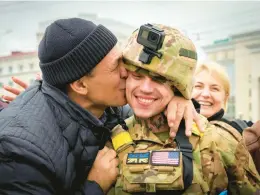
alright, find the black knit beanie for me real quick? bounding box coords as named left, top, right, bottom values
left=38, top=18, right=117, bottom=86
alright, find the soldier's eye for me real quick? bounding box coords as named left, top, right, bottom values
left=151, top=76, right=166, bottom=84
left=131, top=72, right=142, bottom=79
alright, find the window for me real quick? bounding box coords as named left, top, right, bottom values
left=248, top=74, right=252, bottom=83
left=19, top=64, right=23, bottom=72
left=29, top=63, right=34, bottom=70
left=8, top=66, right=12, bottom=73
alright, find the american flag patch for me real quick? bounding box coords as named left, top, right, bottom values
left=151, top=151, right=180, bottom=166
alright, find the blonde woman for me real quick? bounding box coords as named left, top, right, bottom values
left=192, top=61, right=253, bottom=130
left=192, top=61, right=230, bottom=118
left=192, top=60, right=260, bottom=174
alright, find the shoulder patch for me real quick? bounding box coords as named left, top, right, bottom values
left=127, top=152, right=150, bottom=164
left=151, top=151, right=180, bottom=166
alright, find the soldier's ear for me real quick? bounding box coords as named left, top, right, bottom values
left=69, top=76, right=88, bottom=96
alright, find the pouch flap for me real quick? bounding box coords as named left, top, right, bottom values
left=123, top=151, right=183, bottom=185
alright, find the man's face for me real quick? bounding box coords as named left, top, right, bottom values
left=83, top=46, right=127, bottom=108
left=126, top=71, right=174, bottom=119
left=192, top=70, right=227, bottom=118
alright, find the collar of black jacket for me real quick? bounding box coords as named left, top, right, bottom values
left=207, top=109, right=225, bottom=121
left=40, top=81, right=111, bottom=146
left=41, top=81, right=107, bottom=125
left=191, top=98, right=200, bottom=113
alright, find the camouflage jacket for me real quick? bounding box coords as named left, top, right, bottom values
left=108, top=115, right=260, bottom=195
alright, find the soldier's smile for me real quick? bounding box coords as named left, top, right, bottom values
left=136, top=96, right=156, bottom=107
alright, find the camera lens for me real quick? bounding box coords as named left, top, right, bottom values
left=148, top=32, right=159, bottom=43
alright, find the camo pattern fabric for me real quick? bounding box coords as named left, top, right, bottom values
left=108, top=115, right=260, bottom=195
left=123, top=24, right=197, bottom=100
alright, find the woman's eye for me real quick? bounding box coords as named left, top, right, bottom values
left=212, top=88, right=219, bottom=91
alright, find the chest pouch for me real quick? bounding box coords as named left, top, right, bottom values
left=121, top=150, right=184, bottom=193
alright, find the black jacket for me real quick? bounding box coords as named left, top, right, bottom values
left=207, top=108, right=253, bottom=133
left=0, top=81, right=120, bottom=195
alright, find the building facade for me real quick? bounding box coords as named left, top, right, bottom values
left=0, top=51, right=39, bottom=97
left=202, top=30, right=260, bottom=121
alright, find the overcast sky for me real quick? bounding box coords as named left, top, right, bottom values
left=0, top=1, right=260, bottom=56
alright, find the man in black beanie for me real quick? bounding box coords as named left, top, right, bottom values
left=0, top=18, right=128, bottom=195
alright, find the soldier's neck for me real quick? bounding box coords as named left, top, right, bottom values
left=134, top=113, right=170, bottom=134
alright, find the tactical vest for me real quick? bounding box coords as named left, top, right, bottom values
left=110, top=116, right=215, bottom=195
left=211, top=120, right=260, bottom=174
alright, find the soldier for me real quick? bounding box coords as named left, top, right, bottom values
left=108, top=24, right=260, bottom=195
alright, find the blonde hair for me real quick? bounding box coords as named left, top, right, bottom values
left=194, top=60, right=231, bottom=111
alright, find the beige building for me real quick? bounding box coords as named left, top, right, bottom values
left=0, top=51, right=39, bottom=97
left=202, top=30, right=260, bottom=121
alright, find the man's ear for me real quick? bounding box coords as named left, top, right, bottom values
left=69, top=76, right=88, bottom=95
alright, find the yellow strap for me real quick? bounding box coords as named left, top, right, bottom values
left=192, top=122, right=204, bottom=137
left=112, top=131, right=133, bottom=151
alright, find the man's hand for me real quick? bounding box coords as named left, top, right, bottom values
left=2, top=76, right=28, bottom=102
left=87, top=146, right=119, bottom=194
left=165, top=96, right=205, bottom=138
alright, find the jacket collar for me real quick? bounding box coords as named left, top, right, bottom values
left=207, top=109, right=225, bottom=121
left=41, top=81, right=106, bottom=127
left=40, top=81, right=111, bottom=148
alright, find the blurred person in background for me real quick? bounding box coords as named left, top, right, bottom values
left=192, top=60, right=260, bottom=174
left=192, top=61, right=253, bottom=130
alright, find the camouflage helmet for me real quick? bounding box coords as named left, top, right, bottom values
left=123, top=24, right=197, bottom=99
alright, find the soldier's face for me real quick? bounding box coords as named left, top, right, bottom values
left=126, top=71, right=174, bottom=119
left=192, top=70, right=227, bottom=118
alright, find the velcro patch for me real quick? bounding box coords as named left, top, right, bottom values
left=151, top=151, right=180, bottom=166
left=126, top=152, right=150, bottom=164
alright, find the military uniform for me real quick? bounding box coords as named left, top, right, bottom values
left=108, top=24, right=260, bottom=194
left=109, top=115, right=260, bottom=195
